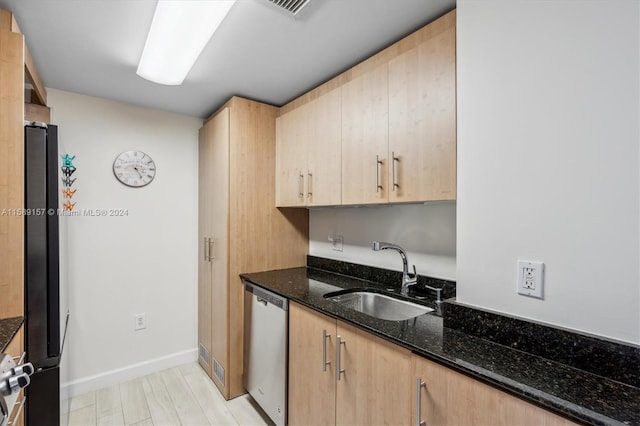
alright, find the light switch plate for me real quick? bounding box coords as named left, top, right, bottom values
left=517, top=260, right=544, bottom=299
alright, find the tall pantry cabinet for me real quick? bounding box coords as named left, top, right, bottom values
left=198, top=97, right=308, bottom=399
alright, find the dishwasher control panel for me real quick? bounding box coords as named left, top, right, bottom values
left=245, top=282, right=287, bottom=310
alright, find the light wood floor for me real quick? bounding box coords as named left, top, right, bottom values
left=61, top=362, right=274, bottom=426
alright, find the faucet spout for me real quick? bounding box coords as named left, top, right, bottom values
left=372, top=241, right=417, bottom=295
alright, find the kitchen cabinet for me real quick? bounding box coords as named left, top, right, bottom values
left=412, top=355, right=577, bottom=426
left=289, top=301, right=577, bottom=426
left=335, top=321, right=411, bottom=426
left=275, top=106, right=306, bottom=207
left=198, top=108, right=230, bottom=389
left=288, top=302, right=336, bottom=425
left=198, top=97, right=308, bottom=399
left=275, top=89, right=341, bottom=207
left=276, top=10, right=457, bottom=207
left=1, top=9, right=51, bottom=319
left=288, top=302, right=411, bottom=426
left=388, top=13, right=456, bottom=203
left=0, top=14, right=25, bottom=319
left=341, top=65, right=389, bottom=205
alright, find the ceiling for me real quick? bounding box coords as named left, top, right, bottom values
left=2, top=0, right=456, bottom=119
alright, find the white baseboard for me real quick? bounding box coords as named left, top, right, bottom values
left=60, top=348, right=198, bottom=400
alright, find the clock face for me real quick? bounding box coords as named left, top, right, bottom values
left=113, top=151, right=156, bottom=187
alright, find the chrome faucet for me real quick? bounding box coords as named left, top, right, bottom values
left=372, top=241, right=417, bottom=296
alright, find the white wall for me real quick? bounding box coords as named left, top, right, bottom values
left=47, top=89, right=202, bottom=397
left=456, top=0, right=639, bottom=343
left=310, top=202, right=456, bottom=281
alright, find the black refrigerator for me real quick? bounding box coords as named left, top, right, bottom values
left=24, top=122, right=63, bottom=425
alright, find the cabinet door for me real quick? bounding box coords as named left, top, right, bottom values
left=198, top=123, right=214, bottom=376
left=209, top=108, right=230, bottom=391
left=389, top=17, right=456, bottom=203
left=275, top=107, right=307, bottom=207
left=289, top=303, right=336, bottom=426
left=336, top=321, right=411, bottom=426
left=412, top=354, right=453, bottom=425
left=341, top=65, right=389, bottom=205
left=412, top=355, right=577, bottom=426
left=306, top=89, right=342, bottom=206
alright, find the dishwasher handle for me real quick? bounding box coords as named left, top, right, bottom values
left=244, top=281, right=288, bottom=311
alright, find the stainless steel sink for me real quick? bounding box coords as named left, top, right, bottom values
left=326, top=291, right=433, bottom=321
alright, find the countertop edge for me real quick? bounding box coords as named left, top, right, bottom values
left=0, top=316, right=24, bottom=353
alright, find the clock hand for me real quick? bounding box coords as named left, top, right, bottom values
left=133, top=166, right=143, bottom=178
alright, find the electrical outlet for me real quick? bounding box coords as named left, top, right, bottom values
left=517, top=260, right=544, bottom=299
left=328, top=234, right=343, bottom=251
left=134, top=313, right=146, bottom=331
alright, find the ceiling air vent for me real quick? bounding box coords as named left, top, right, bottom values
left=267, top=0, right=311, bottom=16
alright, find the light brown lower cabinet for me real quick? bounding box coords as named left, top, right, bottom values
left=288, top=303, right=336, bottom=425
left=288, top=302, right=411, bottom=426
left=290, top=302, right=579, bottom=426
left=335, top=321, right=411, bottom=426
left=412, top=354, right=577, bottom=426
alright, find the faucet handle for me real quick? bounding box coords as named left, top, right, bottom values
left=411, top=264, right=417, bottom=278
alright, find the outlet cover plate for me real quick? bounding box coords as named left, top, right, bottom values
left=135, top=313, right=146, bottom=331
left=517, top=260, right=544, bottom=299
left=328, top=234, right=343, bottom=251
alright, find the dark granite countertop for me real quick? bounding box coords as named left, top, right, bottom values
left=0, top=317, right=23, bottom=353
left=241, top=267, right=639, bottom=426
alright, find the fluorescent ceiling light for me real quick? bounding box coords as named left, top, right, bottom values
left=137, top=0, right=236, bottom=86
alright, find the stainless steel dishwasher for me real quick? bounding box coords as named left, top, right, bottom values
left=243, top=281, right=287, bottom=426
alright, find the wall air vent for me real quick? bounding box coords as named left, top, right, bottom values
left=198, top=343, right=210, bottom=366
left=266, top=0, right=311, bottom=16
left=213, top=358, right=226, bottom=386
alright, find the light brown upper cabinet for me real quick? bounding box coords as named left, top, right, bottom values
left=276, top=88, right=341, bottom=207
left=388, top=14, right=456, bottom=203
left=276, top=10, right=456, bottom=207
left=341, top=65, right=389, bottom=205
left=275, top=105, right=306, bottom=207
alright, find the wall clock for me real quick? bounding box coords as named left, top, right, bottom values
left=113, top=150, right=156, bottom=187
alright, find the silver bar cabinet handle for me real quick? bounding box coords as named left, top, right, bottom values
left=336, top=336, right=346, bottom=380
left=376, top=155, right=383, bottom=193
left=204, top=237, right=209, bottom=261
left=392, top=151, right=400, bottom=191
left=208, top=238, right=215, bottom=261
left=298, top=173, right=304, bottom=198
left=416, top=377, right=426, bottom=426
left=307, top=172, right=312, bottom=198
left=322, top=330, right=331, bottom=372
